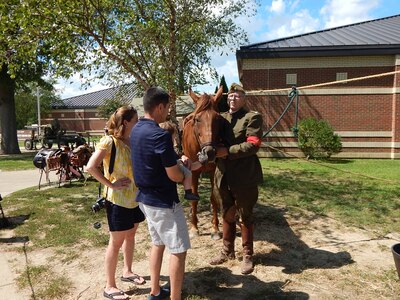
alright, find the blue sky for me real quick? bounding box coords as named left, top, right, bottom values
left=55, top=0, right=400, bottom=98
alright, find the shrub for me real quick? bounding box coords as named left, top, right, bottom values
left=297, top=117, right=342, bottom=159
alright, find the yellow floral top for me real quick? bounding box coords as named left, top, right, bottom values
left=96, top=135, right=138, bottom=209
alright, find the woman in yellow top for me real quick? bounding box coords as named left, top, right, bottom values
left=86, top=106, right=145, bottom=300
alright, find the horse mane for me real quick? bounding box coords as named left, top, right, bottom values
left=193, top=94, right=214, bottom=115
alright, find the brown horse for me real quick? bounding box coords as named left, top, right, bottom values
left=182, top=86, right=224, bottom=240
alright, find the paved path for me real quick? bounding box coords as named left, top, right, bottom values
left=0, top=169, right=60, bottom=299
left=0, top=169, right=60, bottom=197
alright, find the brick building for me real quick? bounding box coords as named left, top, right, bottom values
left=43, top=85, right=195, bottom=134
left=237, top=14, right=400, bottom=158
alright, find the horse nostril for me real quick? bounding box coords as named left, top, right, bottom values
left=202, top=146, right=216, bottom=162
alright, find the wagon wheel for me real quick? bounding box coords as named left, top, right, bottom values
left=24, top=139, right=34, bottom=150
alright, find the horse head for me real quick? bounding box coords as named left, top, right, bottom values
left=182, top=86, right=224, bottom=164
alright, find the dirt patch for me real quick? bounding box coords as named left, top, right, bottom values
left=1, top=204, right=399, bottom=299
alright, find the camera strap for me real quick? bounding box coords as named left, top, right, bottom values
left=98, top=136, right=116, bottom=198
left=108, top=137, right=116, bottom=175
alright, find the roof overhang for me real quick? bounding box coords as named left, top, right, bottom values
left=237, top=44, right=400, bottom=59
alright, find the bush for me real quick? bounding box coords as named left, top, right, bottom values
left=297, top=118, right=342, bottom=159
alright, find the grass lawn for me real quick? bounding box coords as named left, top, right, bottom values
left=3, top=158, right=399, bottom=248
left=0, top=152, right=36, bottom=171
left=1, top=157, right=400, bottom=299
left=259, top=158, right=400, bottom=234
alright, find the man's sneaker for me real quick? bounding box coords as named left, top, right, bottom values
left=184, top=190, right=200, bottom=201
left=148, top=286, right=170, bottom=300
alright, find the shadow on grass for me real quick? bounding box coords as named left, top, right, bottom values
left=0, top=214, right=30, bottom=243
left=184, top=267, right=309, bottom=299
left=253, top=205, right=354, bottom=274
left=0, top=214, right=30, bottom=230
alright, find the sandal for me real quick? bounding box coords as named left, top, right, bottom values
left=121, top=274, right=146, bottom=285
left=103, top=290, right=129, bottom=300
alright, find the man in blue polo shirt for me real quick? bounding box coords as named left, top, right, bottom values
left=130, top=86, right=191, bottom=300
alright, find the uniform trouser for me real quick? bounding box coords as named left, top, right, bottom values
left=214, top=177, right=258, bottom=256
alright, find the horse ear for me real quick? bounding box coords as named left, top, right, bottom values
left=213, top=85, right=224, bottom=103
left=189, top=87, right=200, bottom=103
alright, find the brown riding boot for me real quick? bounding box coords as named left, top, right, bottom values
left=209, top=221, right=236, bottom=265
left=241, top=223, right=254, bottom=274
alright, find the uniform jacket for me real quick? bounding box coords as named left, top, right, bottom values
left=215, top=107, right=264, bottom=188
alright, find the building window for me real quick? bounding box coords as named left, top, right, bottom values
left=336, top=72, right=348, bottom=83
left=286, top=74, right=297, bottom=85
left=61, top=113, right=64, bottom=117
left=48, top=114, right=52, bottom=118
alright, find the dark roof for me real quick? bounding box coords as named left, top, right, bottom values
left=238, top=14, right=400, bottom=58
left=55, top=84, right=140, bottom=109
left=54, top=85, right=195, bottom=116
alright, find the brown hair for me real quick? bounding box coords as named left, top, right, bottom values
left=159, top=121, right=176, bottom=136
left=106, top=106, right=137, bottom=139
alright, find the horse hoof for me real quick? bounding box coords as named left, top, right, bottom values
left=189, top=228, right=199, bottom=239
left=211, top=232, right=222, bottom=240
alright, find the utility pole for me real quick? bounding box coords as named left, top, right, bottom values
left=37, top=85, right=41, bottom=136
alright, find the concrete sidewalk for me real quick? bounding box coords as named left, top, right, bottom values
left=0, top=169, right=60, bottom=197
left=0, top=168, right=60, bottom=299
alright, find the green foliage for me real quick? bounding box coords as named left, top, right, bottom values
left=215, top=75, right=229, bottom=112
left=15, top=82, right=61, bottom=129
left=1, top=0, right=258, bottom=153
left=97, top=97, right=130, bottom=119
left=298, top=118, right=342, bottom=159
left=23, top=0, right=257, bottom=112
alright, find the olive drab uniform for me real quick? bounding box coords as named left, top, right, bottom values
left=214, top=108, right=263, bottom=188
left=211, top=106, right=263, bottom=274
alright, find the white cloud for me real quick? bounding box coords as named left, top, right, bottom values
left=55, top=73, right=110, bottom=99
left=269, top=0, right=286, bottom=13
left=261, top=8, right=320, bottom=40
left=320, top=0, right=380, bottom=28
left=194, top=58, right=239, bottom=93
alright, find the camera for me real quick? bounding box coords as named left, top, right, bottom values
left=91, top=197, right=106, bottom=213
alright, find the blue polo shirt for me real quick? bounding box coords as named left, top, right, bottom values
left=130, top=118, right=180, bottom=208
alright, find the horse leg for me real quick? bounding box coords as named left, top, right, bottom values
left=189, top=201, right=199, bottom=238
left=210, top=174, right=222, bottom=240
left=188, top=172, right=200, bottom=238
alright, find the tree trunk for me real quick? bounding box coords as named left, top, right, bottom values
left=0, top=63, right=20, bottom=154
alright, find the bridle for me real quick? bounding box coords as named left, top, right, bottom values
left=191, top=111, right=220, bottom=150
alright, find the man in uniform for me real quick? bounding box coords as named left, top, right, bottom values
left=210, top=83, right=263, bottom=275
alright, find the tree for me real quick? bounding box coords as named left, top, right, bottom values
left=97, top=98, right=130, bottom=119
left=215, top=75, right=229, bottom=112
left=0, top=1, right=82, bottom=153
left=1, top=0, right=258, bottom=153
left=15, top=82, right=61, bottom=129
left=28, top=0, right=257, bottom=117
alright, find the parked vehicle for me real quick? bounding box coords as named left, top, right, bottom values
left=24, top=124, right=86, bottom=150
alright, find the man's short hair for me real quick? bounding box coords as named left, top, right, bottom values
left=143, top=86, right=170, bottom=113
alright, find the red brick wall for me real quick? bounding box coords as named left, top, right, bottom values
left=240, top=55, right=399, bottom=158
left=242, top=66, right=394, bottom=90
left=247, top=94, right=393, bottom=132
left=43, top=110, right=107, bottom=133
